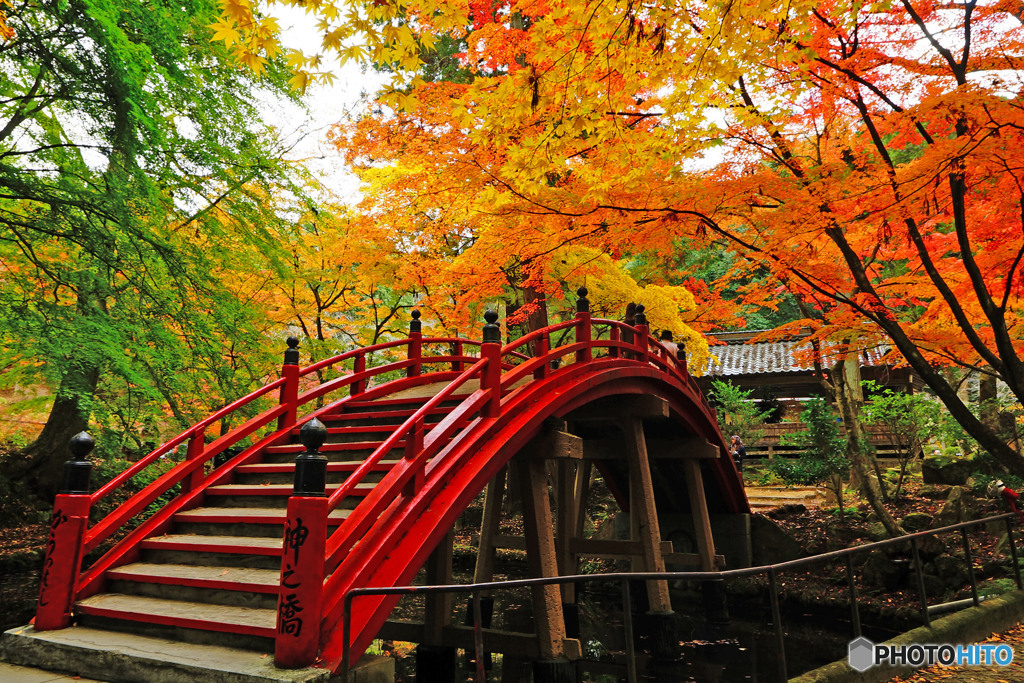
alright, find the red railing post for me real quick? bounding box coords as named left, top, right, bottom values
left=278, top=335, right=300, bottom=431
left=635, top=304, right=650, bottom=362
left=36, top=432, right=94, bottom=631
left=677, top=343, right=688, bottom=375
left=351, top=352, right=366, bottom=396
left=451, top=340, right=464, bottom=371
left=184, top=426, right=206, bottom=494
left=533, top=333, right=550, bottom=380
left=404, top=418, right=425, bottom=496
left=574, top=287, right=592, bottom=364
left=609, top=326, right=621, bottom=359
left=276, top=420, right=328, bottom=669
left=481, top=310, right=502, bottom=418
left=408, top=309, right=422, bottom=377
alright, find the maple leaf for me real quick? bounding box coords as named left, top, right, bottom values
left=209, top=19, right=241, bottom=46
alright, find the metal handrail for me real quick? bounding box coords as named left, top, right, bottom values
left=340, top=512, right=1022, bottom=682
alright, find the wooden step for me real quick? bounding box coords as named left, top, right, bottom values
left=75, top=593, right=276, bottom=638
left=320, top=407, right=449, bottom=423
left=235, top=460, right=400, bottom=475
left=172, top=506, right=352, bottom=526
left=264, top=441, right=405, bottom=455
left=231, top=462, right=396, bottom=487
left=204, top=483, right=377, bottom=497
left=344, top=395, right=464, bottom=411
left=140, top=534, right=282, bottom=556
left=106, top=563, right=280, bottom=594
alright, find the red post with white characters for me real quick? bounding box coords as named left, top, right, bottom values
left=35, top=432, right=95, bottom=631
left=275, top=418, right=329, bottom=668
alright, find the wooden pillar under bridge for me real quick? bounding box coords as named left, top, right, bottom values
left=518, top=455, right=567, bottom=660
left=516, top=424, right=584, bottom=679
left=622, top=416, right=672, bottom=613
left=684, top=458, right=718, bottom=572
left=424, top=530, right=454, bottom=642
left=473, top=466, right=506, bottom=586
left=556, top=457, right=578, bottom=605
left=417, top=530, right=456, bottom=683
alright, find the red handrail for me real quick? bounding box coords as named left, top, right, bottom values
left=323, top=358, right=488, bottom=524
left=89, top=377, right=287, bottom=504
left=83, top=403, right=289, bottom=553
left=69, top=331, right=496, bottom=594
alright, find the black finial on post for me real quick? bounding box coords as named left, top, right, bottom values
left=576, top=287, right=590, bottom=314
left=284, top=335, right=300, bottom=366
left=482, top=309, right=501, bottom=344
left=410, top=309, right=422, bottom=334
left=61, top=431, right=95, bottom=494
left=293, top=418, right=329, bottom=496
left=635, top=304, right=648, bottom=327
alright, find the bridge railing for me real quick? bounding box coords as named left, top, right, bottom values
left=303, top=295, right=716, bottom=669
left=35, top=293, right=703, bottom=663
left=35, top=320, right=497, bottom=630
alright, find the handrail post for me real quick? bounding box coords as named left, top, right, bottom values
left=575, top=287, right=592, bottom=364
left=910, top=537, right=930, bottom=626
left=1005, top=516, right=1022, bottom=589
left=451, top=340, right=464, bottom=371
left=351, top=352, right=366, bottom=396
left=481, top=310, right=502, bottom=418
left=961, top=528, right=980, bottom=607
left=677, top=343, right=688, bottom=375
left=36, top=432, right=95, bottom=631
left=408, top=309, right=422, bottom=377
left=275, top=419, right=329, bottom=668
left=184, top=426, right=207, bottom=494
left=533, top=333, right=550, bottom=380
left=609, top=326, right=620, bottom=359
left=404, top=417, right=425, bottom=496
left=768, top=567, right=787, bottom=681
left=278, top=335, right=300, bottom=431
left=634, top=304, right=650, bottom=362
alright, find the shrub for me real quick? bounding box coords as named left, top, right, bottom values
left=769, top=398, right=850, bottom=510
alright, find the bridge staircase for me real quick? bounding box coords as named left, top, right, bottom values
left=0, top=293, right=748, bottom=681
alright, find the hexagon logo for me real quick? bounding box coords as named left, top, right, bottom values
left=848, top=636, right=876, bottom=672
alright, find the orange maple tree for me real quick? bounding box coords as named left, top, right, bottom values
left=221, top=0, right=1024, bottom=471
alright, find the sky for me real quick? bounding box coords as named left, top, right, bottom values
left=268, top=6, right=389, bottom=201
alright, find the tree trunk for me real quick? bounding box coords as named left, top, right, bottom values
left=12, top=286, right=105, bottom=502
left=832, top=355, right=904, bottom=537
left=14, top=361, right=101, bottom=501
left=979, top=372, right=998, bottom=432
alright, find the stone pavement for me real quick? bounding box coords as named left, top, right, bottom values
left=891, top=622, right=1024, bottom=682
left=0, top=660, right=102, bottom=681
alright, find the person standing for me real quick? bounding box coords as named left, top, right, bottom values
left=730, top=434, right=746, bottom=472
left=659, top=329, right=678, bottom=356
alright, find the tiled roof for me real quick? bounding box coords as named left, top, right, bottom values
left=703, top=333, right=890, bottom=377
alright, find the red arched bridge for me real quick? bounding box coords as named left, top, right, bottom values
left=32, top=292, right=748, bottom=677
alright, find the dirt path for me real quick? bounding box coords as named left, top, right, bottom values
left=891, top=622, right=1024, bottom=682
